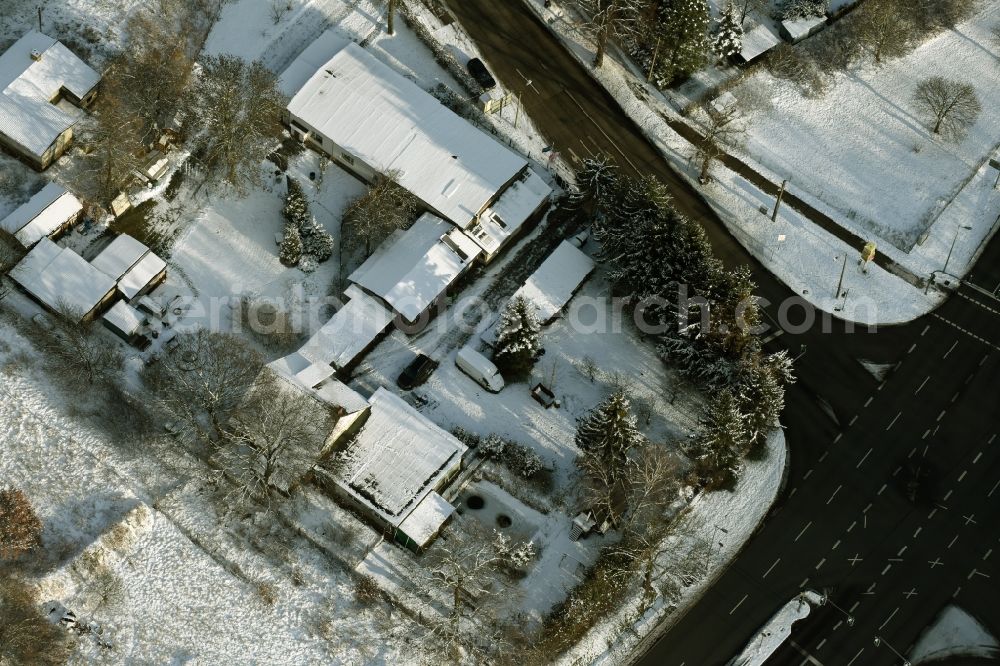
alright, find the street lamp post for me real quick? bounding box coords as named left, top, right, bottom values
left=819, top=592, right=855, bottom=626
left=874, top=636, right=911, bottom=666
left=942, top=224, right=972, bottom=276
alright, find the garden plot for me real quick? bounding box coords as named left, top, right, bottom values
left=164, top=154, right=365, bottom=331
left=732, top=3, right=1000, bottom=251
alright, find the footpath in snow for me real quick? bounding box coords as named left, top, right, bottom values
left=523, top=0, right=1000, bottom=325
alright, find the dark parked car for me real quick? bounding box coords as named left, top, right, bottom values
left=397, top=353, right=439, bottom=390
left=467, top=57, right=497, bottom=90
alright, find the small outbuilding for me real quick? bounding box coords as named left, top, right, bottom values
left=0, top=182, right=82, bottom=248
left=9, top=237, right=116, bottom=321
left=101, top=300, right=146, bottom=344
left=779, top=16, right=827, bottom=44
left=0, top=31, right=101, bottom=169
left=298, top=284, right=396, bottom=375
left=90, top=234, right=168, bottom=302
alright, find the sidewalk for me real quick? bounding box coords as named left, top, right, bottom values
left=522, top=0, right=1000, bottom=325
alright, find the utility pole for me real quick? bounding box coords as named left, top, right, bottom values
left=942, top=224, right=971, bottom=276
left=38, top=7, right=43, bottom=32
left=771, top=179, right=787, bottom=222
left=835, top=254, right=847, bottom=299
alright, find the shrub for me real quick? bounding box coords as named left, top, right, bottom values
left=354, top=574, right=382, bottom=605
left=480, top=435, right=545, bottom=479
left=0, top=488, right=42, bottom=560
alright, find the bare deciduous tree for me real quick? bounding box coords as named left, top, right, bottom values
left=142, top=330, right=263, bottom=447
left=913, top=76, right=982, bottom=139
left=578, top=0, right=648, bottom=68
left=343, top=170, right=418, bottom=256
left=0, top=488, right=42, bottom=560
left=35, top=304, right=125, bottom=389
left=423, top=525, right=535, bottom=663
left=183, top=55, right=285, bottom=193
left=691, top=104, right=746, bottom=183
left=734, top=0, right=767, bottom=24
left=220, top=374, right=337, bottom=506
left=854, top=0, right=913, bottom=65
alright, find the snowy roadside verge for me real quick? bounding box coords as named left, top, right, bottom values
left=728, top=590, right=822, bottom=666
left=518, top=0, right=998, bottom=325
left=554, top=429, right=787, bottom=665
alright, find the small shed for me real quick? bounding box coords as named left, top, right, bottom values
left=9, top=237, right=116, bottom=321
left=779, top=16, right=827, bottom=44
left=0, top=182, right=82, bottom=248
left=396, top=492, right=457, bottom=553
left=102, top=300, right=145, bottom=344
left=736, top=24, right=783, bottom=64
left=91, top=234, right=167, bottom=301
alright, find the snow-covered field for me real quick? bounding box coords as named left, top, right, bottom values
left=734, top=4, right=1000, bottom=251
left=525, top=0, right=1000, bottom=325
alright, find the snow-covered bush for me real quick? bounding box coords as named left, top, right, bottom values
left=278, top=220, right=302, bottom=266
left=479, top=434, right=545, bottom=479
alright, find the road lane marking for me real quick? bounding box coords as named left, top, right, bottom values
left=832, top=539, right=841, bottom=551
left=856, top=448, right=873, bottom=468
left=848, top=554, right=862, bottom=566
left=819, top=451, right=829, bottom=462
left=921, top=324, right=930, bottom=336
left=815, top=558, right=826, bottom=570
left=799, top=577, right=809, bottom=588
left=817, top=638, right=827, bottom=650
left=833, top=620, right=843, bottom=632
left=877, top=483, right=887, bottom=496
left=897, top=546, right=907, bottom=556
left=827, top=485, right=842, bottom=504
left=795, top=522, right=812, bottom=542
left=914, top=526, right=922, bottom=538
left=943, top=340, right=958, bottom=358
left=951, top=391, right=960, bottom=403
left=847, top=648, right=864, bottom=665
left=937, top=410, right=947, bottom=422
left=882, top=564, right=892, bottom=575
left=984, top=549, right=993, bottom=561
left=847, top=520, right=857, bottom=533
left=849, top=601, right=860, bottom=613
left=958, top=470, right=968, bottom=482
left=886, top=412, right=902, bottom=430
left=849, top=415, right=858, bottom=426
left=863, top=502, right=873, bottom=513
left=904, top=588, right=918, bottom=599
left=954, top=586, right=962, bottom=598
left=879, top=607, right=899, bottom=630
left=865, top=582, right=877, bottom=595
left=949, top=535, right=959, bottom=549
left=989, top=480, right=1000, bottom=497
left=834, top=433, right=843, bottom=444
left=763, top=558, right=780, bottom=578
left=864, top=396, right=873, bottom=407
left=929, top=558, right=943, bottom=569
left=909, top=447, right=917, bottom=458
left=974, top=451, right=983, bottom=464
left=908, top=343, right=917, bottom=354
left=929, top=508, right=938, bottom=519
left=944, top=489, right=954, bottom=501
left=804, top=468, right=814, bottom=480
left=729, top=594, right=747, bottom=614
left=916, top=376, right=929, bottom=394
left=931, top=313, right=1000, bottom=351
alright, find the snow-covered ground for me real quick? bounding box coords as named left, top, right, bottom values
left=910, top=605, right=1000, bottom=664
left=728, top=590, right=822, bottom=666
left=525, top=0, right=1000, bottom=325
left=561, top=429, right=787, bottom=665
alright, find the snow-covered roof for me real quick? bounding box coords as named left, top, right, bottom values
left=0, top=31, right=100, bottom=158
left=299, top=285, right=395, bottom=370
left=397, top=491, right=456, bottom=549
left=469, top=169, right=551, bottom=256
left=91, top=234, right=166, bottom=300
left=779, top=16, right=826, bottom=43
left=10, top=237, right=115, bottom=317
left=287, top=42, right=528, bottom=228
left=266, top=354, right=370, bottom=415
left=119, top=252, right=167, bottom=300
left=740, top=23, right=782, bottom=62
left=91, top=234, right=149, bottom=280
left=348, top=213, right=481, bottom=322
left=514, top=241, right=595, bottom=323
left=102, top=300, right=144, bottom=336
left=336, top=387, right=467, bottom=525
left=0, top=182, right=81, bottom=248
left=278, top=29, right=348, bottom=98
left=268, top=352, right=336, bottom=389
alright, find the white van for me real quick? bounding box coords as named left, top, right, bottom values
left=456, top=346, right=505, bottom=393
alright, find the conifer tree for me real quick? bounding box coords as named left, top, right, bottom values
left=575, top=390, right=644, bottom=466
left=690, top=389, right=749, bottom=485
left=282, top=177, right=309, bottom=227
left=652, top=0, right=711, bottom=86
left=492, top=296, right=541, bottom=378
left=283, top=177, right=334, bottom=263
left=278, top=220, right=303, bottom=267
left=712, top=3, right=744, bottom=60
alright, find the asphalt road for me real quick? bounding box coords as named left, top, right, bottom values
left=443, top=1, right=1000, bottom=664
